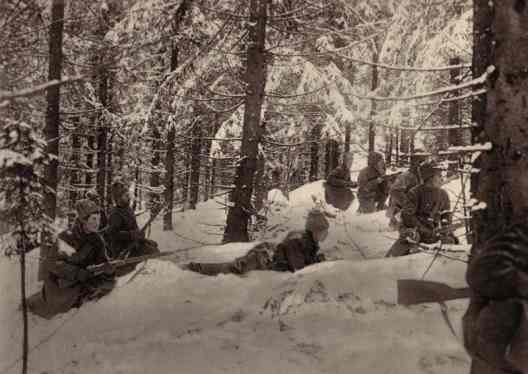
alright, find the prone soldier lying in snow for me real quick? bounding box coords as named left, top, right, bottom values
left=185, top=209, right=330, bottom=276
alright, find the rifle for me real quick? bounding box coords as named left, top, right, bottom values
left=397, top=279, right=470, bottom=305
left=87, top=250, right=178, bottom=276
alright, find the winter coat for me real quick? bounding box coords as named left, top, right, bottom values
left=326, top=164, right=355, bottom=188
left=464, top=223, right=528, bottom=373
left=106, top=204, right=141, bottom=257
left=400, top=184, right=451, bottom=244
left=186, top=231, right=324, bottom=276
left=271, top=230, right=323, bottom=272
left=30, top=221, right=115, bottom=319
left=389, top=170, right=420, bottom=211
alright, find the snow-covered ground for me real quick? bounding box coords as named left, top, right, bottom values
left=0, top=179, right=471, bottom=374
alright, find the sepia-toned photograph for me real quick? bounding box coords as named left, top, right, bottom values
left=1, top=1, right=527, bottom=373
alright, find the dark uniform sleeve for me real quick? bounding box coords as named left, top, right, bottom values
left=106, top=211, right=134, bottom=241
left=467, top=246, right=528, bottom=300
left=439, top=189, right=452, bottom=225
left=401, top=188, right=433, bottom=237
left=327, top=166, right=351, bottom=187
left=278, top=238, right=308, bottom=272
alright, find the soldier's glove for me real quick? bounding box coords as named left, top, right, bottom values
left=402, top=228, right=420, bottom=243
left=376, top=177, right=384, bottom=184
left=76, top=268, right=92, bottom=282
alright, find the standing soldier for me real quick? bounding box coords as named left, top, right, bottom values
left=357, top=152, right=387, bottom=213
left=386, top=161, right=455, bottom=257
left=106, top=180, right=159, bottom=264
left=324, top=152, right=356, bottom=211
left=386, top=152, right=427, bottom=230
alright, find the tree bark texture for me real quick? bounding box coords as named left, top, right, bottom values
left=40, top=0, right=64, bottom=280
left=368, top=38, right=379, bottom=153
left=467, top=2, right=528, bottom=374
left=310, top=124, right=320, bottom=181
left=223, top=0, right=269, bottom=243
left=189, top=119, right=202, bottom=210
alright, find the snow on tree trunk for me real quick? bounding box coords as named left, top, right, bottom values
left=39, top=0, right=64, bottom=280
left=223, top=0, right=269, bottom=243
left=466, top=2, right=528, bottom=374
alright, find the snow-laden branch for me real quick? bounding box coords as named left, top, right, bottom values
left=343, top=67, right=494, bottom=102
left=0, top=76, right=83, bottom=106
left=333, top=52, right=471, bottom=72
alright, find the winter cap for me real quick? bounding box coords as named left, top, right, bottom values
left=305, top=208, right=330, bottom=234
left=75, top=199, right=100, bottom=221
left=419, top=161, right=442, bottom=182
left=111, top=179, right=128, bottom=203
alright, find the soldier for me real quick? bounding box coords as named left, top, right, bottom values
left=464, top=223, right=528, bottom=373
left=106, top=180, right=159, bottom=264
left=28, top=199, right=116, bottom=318
left=288, top=158, right=306, bottom=191
left=324, top=152, right=356, bottom=211
left=386, top=152, right=427, bottom=230
left=185, top=208, right=330, bottom=276
left=386, top=161, right=455, bottom=257
left=357, top=152, right=388, bottom=213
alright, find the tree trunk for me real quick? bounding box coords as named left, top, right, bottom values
left=163, top=44, right=179, bottom=230
left=447, top=56, right=462, bottom=176
left=69, top=116, right=81, bottom=209
left=96, top=6, right=111, bottom=213
left=368, top=38, right=379, bottom=153
left=385, top=130, right=393, bottom=167
left=150, top=122, right=162, bottom=216
left=189, top=119, right=202, bottom=209
left=253, top=153, right=266, bottom=213
left=40, top=0, right=64, bottom=280
left=344, top=123, right=351, bottom=152
left=310, top=124, right=320, bottom=181
left=85, top=134, right=95, bottom=186
left=223, top=0, right=269, bottom=243
left=467, top=2, right=528, bottom=374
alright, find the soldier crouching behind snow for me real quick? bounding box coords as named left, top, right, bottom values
left=105, top=180, right=159, bottom=275
left=28, top=199, right=116, bottom=318
left=324, top=152, right=357, bottom=211
left=385, top=161, right=456, bottom=257
left=185, top=209, right=330, bottom=276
